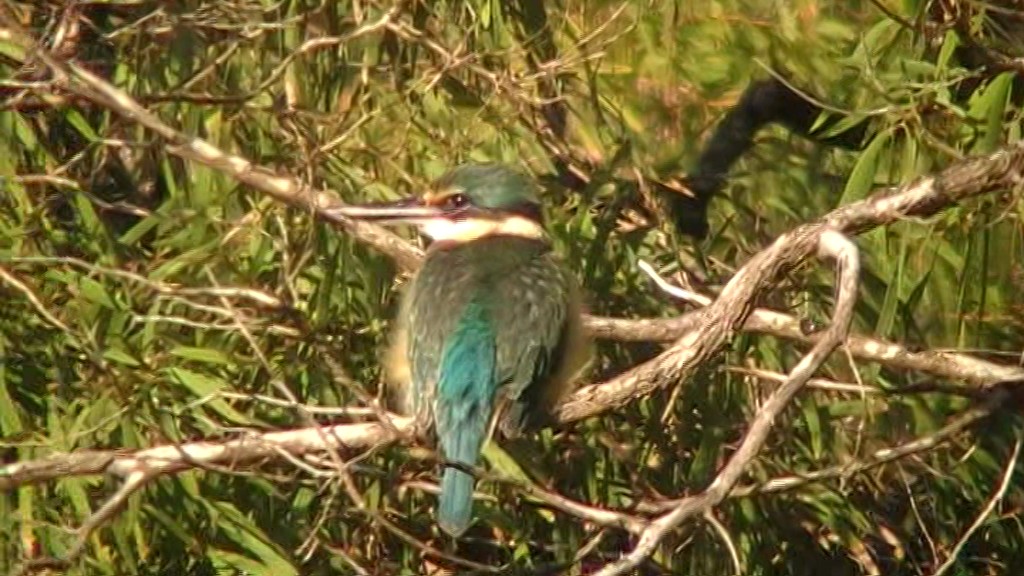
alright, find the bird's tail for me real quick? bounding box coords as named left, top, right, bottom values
left=435, top=301, right=497, bottom=537
left=437, top=414, right=486, bottom=537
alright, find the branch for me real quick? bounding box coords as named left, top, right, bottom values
left=0, top=11, right=423, bottom=271
left=590, top=229, right=861, bottom=576
left=639, top=385, right=1011, bottom=509
left=403, top=471, right=645, bottom=534
left=560, top=139, right=1024, bottom=422
left=1, top=419, right=412, bottom=490
left=629, top=270, right=1024, bottom=388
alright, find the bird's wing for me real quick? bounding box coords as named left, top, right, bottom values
left=404, top=268, right=462, bottom=429
left=492, top=252, right=579, bottom=436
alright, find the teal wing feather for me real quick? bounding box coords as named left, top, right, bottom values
left=434, top=301, right=497, bottom=537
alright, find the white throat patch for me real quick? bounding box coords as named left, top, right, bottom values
left=419, top=216, right=545, bottom=243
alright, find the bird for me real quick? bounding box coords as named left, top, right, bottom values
left=333, top=162, right=589, bottom=537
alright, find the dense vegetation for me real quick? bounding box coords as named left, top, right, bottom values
left=1, top=1, right=1022, bottom=574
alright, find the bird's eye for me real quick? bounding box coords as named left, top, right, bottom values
left=447, top=194, right=469, bottom=209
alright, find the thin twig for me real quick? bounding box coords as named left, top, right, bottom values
left=929, top=435, right=1022, bottom=576
left=703, top=510, right=743, bottom=575
left=724, top=365, right=877, bottom=395
left=9, top=471, right=150, bottom=576
left=0, top=265, right=72, bottom=334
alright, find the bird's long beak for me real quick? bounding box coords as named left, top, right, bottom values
left=329, top=196, right=444, bottom=223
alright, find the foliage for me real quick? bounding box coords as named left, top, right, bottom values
left=1, top=0, right=1023, bottom=574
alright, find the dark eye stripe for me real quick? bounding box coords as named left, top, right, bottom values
left=507, top=202, right=543, bottom=224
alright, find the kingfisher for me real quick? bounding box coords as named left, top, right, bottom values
left=333, top=163, right=588, bottom=537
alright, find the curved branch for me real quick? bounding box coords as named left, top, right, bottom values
left=590, top=229, right=861, bottom=576
left=634, top=385, right=1010, bottom=511
left=0, top=13, right=423, bottom=271
left=622, top=280, right=1024, bottom=387
left=561, top=138, right=1024, bottom=422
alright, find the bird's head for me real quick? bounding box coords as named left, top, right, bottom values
left=333, top=163, right=546, bottom=244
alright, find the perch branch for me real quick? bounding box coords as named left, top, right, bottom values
left=1, top=419, right=412, bottom=490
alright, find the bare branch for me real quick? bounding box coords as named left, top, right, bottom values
left=723, top=365, right=876, bottom=395
left=403, top=473, right=645, bottom=533
left=703, top=510, right=743, bottom=575
left=561, top=143, right=1024, bottom=423
left=590, top=229, right=861, bottom=576
left=0, top=12, right=422, bottom=271
left=1, top=419, right=411, bottom=489
left=634, top=268, right=1024, bottom=387
left=639, top=385, right=1010, bottom=509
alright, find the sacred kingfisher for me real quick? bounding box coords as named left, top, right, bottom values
left=334, top=163, right=588, bottom=537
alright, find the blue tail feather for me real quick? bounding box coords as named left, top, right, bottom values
left=437, top=422, right=484, bottom=537
left=435, top=301, right=496, bottom=537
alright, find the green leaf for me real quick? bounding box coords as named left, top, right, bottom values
left=119, top=213, right=163, bottom=246
left=972, top=72, right=1014, bottom=154
left=208, top=502, right=298, bottom=576
left=482, top=441, right=531, bottom=483
left=166, top=367, right=253, bottom=425
left=801, top=399, right=823, bottom=460
left=875, top=239, right=907, bottom=338
left=936, top=29, right=961, bottom=71
left=170, top=346, right=232, bottom=365
left=79, top=277, right=117, bottom=309
left=839, top=128, right=892, bottom=206
left=104, top=347, right=142, bottom=367
left=64, top=109, right=100, bottom=142
left=0, top=39, right=27, bottom=61
left=0, top=344, right=24, bottom=435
